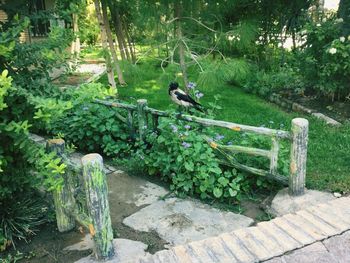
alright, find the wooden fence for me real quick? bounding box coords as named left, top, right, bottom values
left=94, top=98, right=309, bottom=196
left=46, top=139, right=114, bottom=260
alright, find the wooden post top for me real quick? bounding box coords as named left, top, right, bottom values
left=47, top=138, right=65, bottom=145
left=137, top=99, right=148, bottom=104
left=81, top=153, right=103, bottom=166
left=292, top=118, right=309, bottom=126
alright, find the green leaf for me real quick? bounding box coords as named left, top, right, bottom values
left=218, top=177, right=229, bottom=186
left=184, top=161, right=194, bottom=171
left=213, top=187, right=223, bottom=198
left=229, top=188, right=238, bottom=197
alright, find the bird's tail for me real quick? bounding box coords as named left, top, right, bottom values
left=194, top=104, right=205, bottom=113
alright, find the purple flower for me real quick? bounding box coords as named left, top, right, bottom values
left=195, top=92, right=204, bottom=99
left=170, top=124, right=178, bottom=133
left=227, top=141, right=233, bottom=145
left=82, top=106, right=89, bottom=111
left=184, top=125, right=191, bottom=129
left=187, top=82, right=196, bottom=89
left=215, top=134, right=225, bottom=141
left=182, top=142, right=192, bottom=148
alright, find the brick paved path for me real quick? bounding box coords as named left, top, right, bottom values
left=137, top=197, right=350, bottom=263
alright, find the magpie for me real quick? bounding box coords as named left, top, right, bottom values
left=168, top=82, right=204, bottom=112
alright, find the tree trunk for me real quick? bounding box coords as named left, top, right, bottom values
left=101, top=0, right=126, bottom=85
left=93, top=0, right=117, bottom=90
left=115, top=8, right=131, bottom=61
left=338, top=0, right=350, bottom=36
left=71, top=13, right=80, bottom=57
left=123, top=21, right=136, bottom=63
left=109, top=6, right=126, bottom=61
left=174, top=1, right=189, bottom=91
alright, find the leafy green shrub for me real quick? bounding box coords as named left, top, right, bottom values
left=52, top=103, right=132, bottom=157
left=0, top=71, right=65, bottom=250
left=243, top=67, right=304, bottom=97
left=297, top=16, right=350, bottom=99
left=141, top=118, right=251, bottom=201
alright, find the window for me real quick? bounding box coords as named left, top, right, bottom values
left=29, top=0, right=50, bottom=37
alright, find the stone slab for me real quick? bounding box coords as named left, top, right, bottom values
left=323, top=231, right=350, bottom=262
left=72, top=237, right=149, bottom=263
left=269, top=188, right=335, bottom=216
left=312, top=112, right=342, bottom=126
left=123, top=197, right=254, bottom=246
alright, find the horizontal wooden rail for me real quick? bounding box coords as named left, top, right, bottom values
left=95, top=98, right=136, bottom=110
left=219, top=159, right=288, bottom=186
left=207, top=141, right=271, bottom=158
left=94, top=99, right=291, bottom=139
left=94, top=98, right=307, bottom=194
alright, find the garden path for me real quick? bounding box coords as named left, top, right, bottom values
left=133, top=196, right=350, bottom=263
left=44, top=63, right=350, bottom=262
left=38, top=137, right=350, bottom=263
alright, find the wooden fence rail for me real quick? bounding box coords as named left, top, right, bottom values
left=94, top=98, right=308, bottom=196
left=46, top=139, right=114, bottom=260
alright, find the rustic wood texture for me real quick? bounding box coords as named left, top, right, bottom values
left=137, top=99, right=148, bottom=141
left=94, top=99, right=290, bottom=139
left=127, top=109, right=135, bottom=139
left=93, top=99, right=314, bottom=191
left=289, top=118, right=309, bottom=196
left=81, top=154, right=114, bottom=260
left=46, top=139, right=75, bottom=232
left=270, top=137, right=279, bottom=175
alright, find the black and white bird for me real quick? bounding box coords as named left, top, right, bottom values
left=168, top=82, right=203, bottom=112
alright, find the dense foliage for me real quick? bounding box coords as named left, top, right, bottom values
left=1, top=0, right=350, bottom=256
left=141, top=118, right=252, bottom=201
left=0, top=0, right=75, bottom=250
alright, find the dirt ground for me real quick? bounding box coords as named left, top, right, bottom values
left=52, top=73, right=93, bottom=86
left=1, top=171, right=274, bottom=263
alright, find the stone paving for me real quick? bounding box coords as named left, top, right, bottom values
left=136, top=197, right=350, bottom=263
left=123, top=198, right=253, bottom=246
left=265, top=230, right=350, bottom=263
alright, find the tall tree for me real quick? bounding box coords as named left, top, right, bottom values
left=93, top=0, right=117, bottom=90
left=101, top=0, right=126, bottom=85
left=174, top=0, right=189, bottom=90
left=109, top=2, right=130, bottom=61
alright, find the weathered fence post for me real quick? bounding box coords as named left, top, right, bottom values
left=127, top=109, right=135, bottom=139
left=137, top=99, right=148, bottom=140
left=270, top=137, right=279, bottom=175
left=289, top=118, right=309, bottom=196
left=46, top=139, right=75, bottom=232
left=81, top=154, right=114, bottom=260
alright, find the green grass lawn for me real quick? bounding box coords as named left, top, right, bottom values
left=97, top=59, right=350, bottom=193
